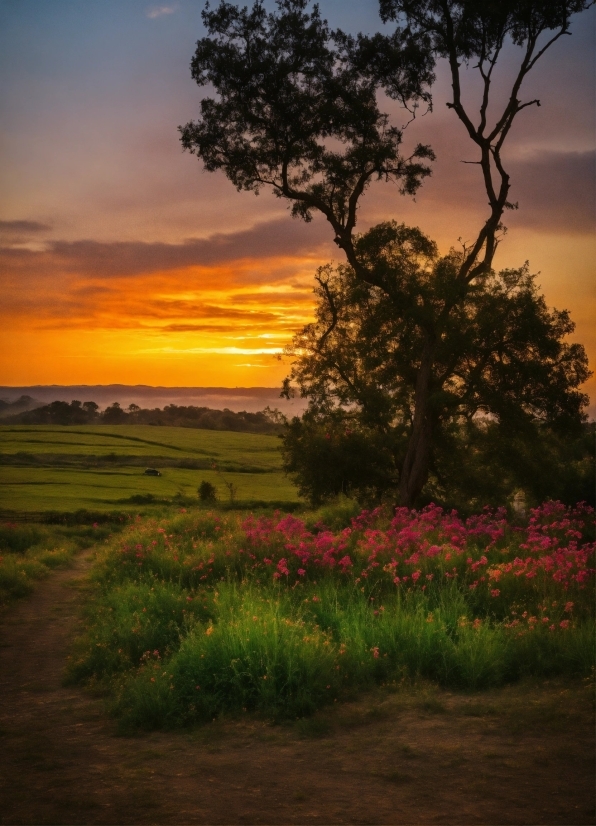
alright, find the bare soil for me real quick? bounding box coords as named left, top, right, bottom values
left=0, top=550, right=594, bottom=826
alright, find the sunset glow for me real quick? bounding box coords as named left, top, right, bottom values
left=0, top=1, right=594, bottom=409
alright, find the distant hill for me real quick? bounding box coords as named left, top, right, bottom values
left=0, top=385, right=308, bottom=415
left=0, top=394, right=44, bottom=419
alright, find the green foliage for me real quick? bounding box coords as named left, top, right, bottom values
left=281, top=414, right=397, bottom=507
left=0, top=523, right=45, bottom=554
left=0, top=519, right=122, bottom=607
left=198, top=481, right=218, bottom=502
left=429, top=420, right=596, bottom=513
left=282, top=226, right=591, bottom=508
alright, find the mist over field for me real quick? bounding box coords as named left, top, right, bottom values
left=0, top=385, right=309, bottom=415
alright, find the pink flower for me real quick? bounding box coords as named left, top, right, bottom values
left=372, top=646, right=380, bottom=659
left=559, top=620, right=570, bottom=629
left=490, top=589, right=500, bottom=598
left=276, top=558, right=290, bottom=576
left=297, top=568, right=306, bottom=576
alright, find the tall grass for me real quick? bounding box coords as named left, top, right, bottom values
left=68, top=501, right=595, bottom=729
left=0, top=519, right=124, bottom=606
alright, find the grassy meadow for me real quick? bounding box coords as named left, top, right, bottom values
left=1, top=423, right=594, bottom=731
left=0, top=424, right=298, bottom=513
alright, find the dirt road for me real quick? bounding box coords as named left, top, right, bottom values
left=0, top=551, right=594, bottom=825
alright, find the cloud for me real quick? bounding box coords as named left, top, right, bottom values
left=507, top=150, right=595, bottom=234
left=0, top=217, right=333, bottom=280
left=401, top=148, right=596, bottom=236
left=0, top=219, right=53, bottom=247
left=0, top=220, right=51, bottom=234
left=143, top=346, right=283, bottom=355
left=145, top=4, right=178, bottom=19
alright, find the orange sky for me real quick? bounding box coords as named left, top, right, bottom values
left=0, top=1, right=594, bottom=412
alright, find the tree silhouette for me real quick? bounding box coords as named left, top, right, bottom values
left=181, top=0, right=593, bottom=506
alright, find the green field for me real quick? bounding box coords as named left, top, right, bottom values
left=0, top=425, right=299, bottom=513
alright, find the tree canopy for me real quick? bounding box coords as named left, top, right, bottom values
left=281, top=223, right=591, bottom=508
left=180, top=0, right=435, bottom=269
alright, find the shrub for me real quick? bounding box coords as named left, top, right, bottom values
left=198, top=481, right=218, bottom=503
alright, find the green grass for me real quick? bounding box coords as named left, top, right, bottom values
left=0, top=425, right=283, bottom=466
left=0, top=425, right=299, bottom=512
left=0, top=520, right=122, bottom=607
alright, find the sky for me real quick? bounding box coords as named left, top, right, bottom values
left=0, top=0, right=594, bottom=410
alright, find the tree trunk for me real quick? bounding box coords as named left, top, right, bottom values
left=398, top=349, right=434, bottom=508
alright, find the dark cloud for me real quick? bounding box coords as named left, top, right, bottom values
left=508, top=150, right=595, bottom=233
left=228, top=289, right=313, bottom=303
left=150, top=304, right=280, bottom=322
left=0, top=219, right=51, bottom=233
left=395, top=147, right=595, bottom=235
left=0, top=217, right=333, bottom=280
left=0, top=219, right=53, bottom=246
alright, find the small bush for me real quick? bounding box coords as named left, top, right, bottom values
left=198, top=481, right=218, bottom=503
left=0, top=523, right=45, bottom=554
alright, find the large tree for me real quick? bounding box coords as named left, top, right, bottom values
left=281, top=223, right=591, bottom=508
left=181, top=0, right=593, bottom=506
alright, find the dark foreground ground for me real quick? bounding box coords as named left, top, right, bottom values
left=0, top=550, right=594, bottom=826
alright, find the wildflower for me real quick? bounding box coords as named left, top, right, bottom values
left=205, top=625, right=214, bottom=636
left=311, top=595, right=320, bottom=603
left=372, top=647, right=380, bottom=659
left=564, top=601, right=574, bottom=613
left=297, top=568, right=306, bottom=576
left=490, top=589, right=500, bottom=598
left=559, top=620, right=570, bottom=629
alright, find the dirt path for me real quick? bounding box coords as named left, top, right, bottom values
left=0, top=552, right=594, bottom=826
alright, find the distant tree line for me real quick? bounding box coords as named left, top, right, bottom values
left=6, top=400, right=283, bottom=435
